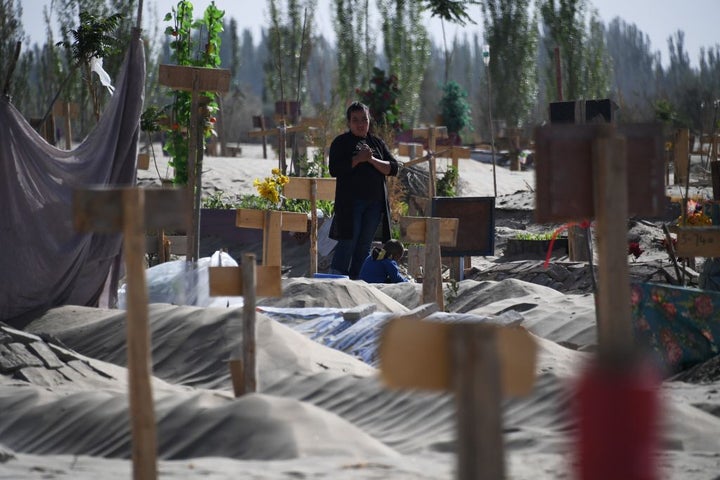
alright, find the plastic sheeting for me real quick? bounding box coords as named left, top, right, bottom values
left=1, top=29, right=145, bottom=325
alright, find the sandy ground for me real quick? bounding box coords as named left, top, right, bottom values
left=2, top=142, right=720, bottom=478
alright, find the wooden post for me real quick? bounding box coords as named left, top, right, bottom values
left=236, top=208, right=308, bottom=266
left=379, top=317, right=537, bottom=480
left=283, top=177, right=336, bottom=276
left=252, top=115, right=268, bottom=158
left=592, top=126, right=634, bottom=361
left=413, top=126, right=448, bottom=198
left=73, top=187, right=188, bottom=480
left=674, top=128, right=690, bottom=186
left=248, top=123, right=315, bottom=175
left=208, top=256, right=282, bottom=397
left=52, top=101, right=79, bottom=150
left=399, top=216, right=459, bottom=310
left=241, top=253, right=257, bottom=393
left=453, top=324, right=505, bottom=480
left=158, top=64, right=231, bottom=262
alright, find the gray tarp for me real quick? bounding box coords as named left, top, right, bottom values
left=1, top=29, right=145, bottom=326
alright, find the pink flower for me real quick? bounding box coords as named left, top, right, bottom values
left=663, top=303, right=677, bottom=317
left=694, top=295, right=713, bottom=318
left=631, top=285, right=643, bottom=306
left=661, top=330, right=683, bottom=366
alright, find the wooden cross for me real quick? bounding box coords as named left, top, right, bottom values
left=282, top=177, right=336, bottom=275
left=535, top=123, right=665, bottom=478
left=209, top=253, right=282, bottom=396
left=535, top=123, right=664, bottom=357
left=252, top=115, right=269, bottom=158
left=236, top=208, right=308, bottom=267
left=399, top=216, right=458, bottom=310
left=412, top=126, right=448, bottom=198
left=413, top=125, right=448, bottom=153
left=398, top=142, right=425, bottom=161
left=248, top=122, right=317, bottom=175
left=73, top=186, right=188, bottom=480
left=52, top=100, right=79, bottom=150
left=439, top=145, right=471, bottom=172
left=158, top=64, right=231, bottom=263
left=380, top=315, right=537, bottom=480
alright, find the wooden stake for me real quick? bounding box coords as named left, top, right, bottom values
left=453, top=324, right=505, bottom=480
left=283, top=177, right=336, bottom=276
left=242, top=253, right=257, bottom=394
left=122, top=189, right=157, bottom=480
left=399, top=216, right=458, bottom=309
left=592, top=126, right=633, bottom=362
left=74, top=187, right=187, bottom=480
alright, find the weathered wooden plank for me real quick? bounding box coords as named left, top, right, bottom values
left=236, top=208, right=308, bottom=233
left=158, top=64, right=231, bottom=92
left=74, top=187, right=188, bottom=233
left=399, top=216, right=458, bottom=247
left=676, top=227, right=720, bottom=257
left=283, top=177, right=336, bottom=201
left=208, top=266, right=282, bottom=298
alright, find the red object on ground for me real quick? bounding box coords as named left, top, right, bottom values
left=574, top=360, right=661, bottom=480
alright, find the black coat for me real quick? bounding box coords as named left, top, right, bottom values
left=328, top=131, right=399, bottom=241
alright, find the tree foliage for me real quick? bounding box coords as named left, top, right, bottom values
left=332, top=0, right=374, bottom=103
left=378, top=0, right=431, bottom=127
left=539, top=0, right=611, bottom=102
left=264, top=0, right=316, bottom=105
left=481, top=0, right=538, bottom=127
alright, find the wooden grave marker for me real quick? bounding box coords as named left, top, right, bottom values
left=74, top=186, right=188, bottom=480
left=236, top=208, right=308, bottom=267
left=432, top=196, right=496, bottom=281
left=380, top=315, right=537, bottom=480
left=52, top=100, right=79, bottom=150
left=283, top=177, right=336, bottom=275
left=535, top=123, right=664, bottom=478
left=673, top=128, right=690, bottom=186
left=399, top=216, right=458, bottom=310
left=209, top=253, right=282, bottom=396
left=248, top=120, right=318, bottom=174
left=407, top=127, right=447, bottom=199
left=158, top=64, right=231, bottom=263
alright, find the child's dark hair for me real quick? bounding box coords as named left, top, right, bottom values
left=372, top=239, right=405, bottom=260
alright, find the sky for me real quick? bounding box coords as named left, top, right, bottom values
left=20, top=0, right=720, bottom=68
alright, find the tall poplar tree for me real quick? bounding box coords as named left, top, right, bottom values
left=377, top=0, right=431, bottom=127
left=333, top=0, right=374, bottom=103
left=480, top=0, right=538, bottom=127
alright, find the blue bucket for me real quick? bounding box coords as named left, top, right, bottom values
left=313, top=273, right=349, bottom=279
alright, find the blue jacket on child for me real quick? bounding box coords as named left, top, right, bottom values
left=358, top=247, right=409, bottom=283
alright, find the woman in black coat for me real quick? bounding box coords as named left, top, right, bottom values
left=328, top=102, right=399, bottom=279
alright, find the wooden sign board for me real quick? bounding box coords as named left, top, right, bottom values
left=137, top=153, right=150, bottom=170
left=379, top=317, right=537, bottom=396
left=675, top=227, right=720, bottom=257
left=534, top=123, right=665, bottom=223
left=74, top=187, right=188, bottom=233
left=158, top=64, right=231, bottom=92
left=399, top=216, right=458, bottom=246
left=413, top=126, right=448, bottom=139
left=236, top=208, right=308, bottom=233
left=398, top=142, right=424, bottom=158
left=431, top=197, right=495, bottom=256
left=52, top=101, right=80, bottom=118
left=283, top=177, right=336, bottom=201
left=209, top=266, right=282, bottom=297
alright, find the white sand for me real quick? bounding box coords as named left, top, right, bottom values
left=2, top=144, right=719, bottom=478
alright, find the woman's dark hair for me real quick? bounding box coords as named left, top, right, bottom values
left=346, top=101, right=369, bottom=122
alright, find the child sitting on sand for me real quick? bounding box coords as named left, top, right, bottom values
left=359, top=239, right=409, bottom=283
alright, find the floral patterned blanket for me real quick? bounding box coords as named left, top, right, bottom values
left=631, top=282, right=720, bottom=375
